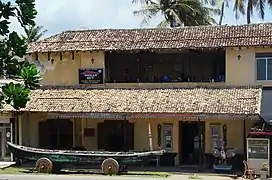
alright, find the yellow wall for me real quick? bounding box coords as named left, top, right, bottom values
left=65, top=118, right=181, bottom=165
left=226, top=47, right=272, bottom=86
left=28, top=51, right=105, bottom=86
left=21, top=112, right=44, bottom=147
left=81, top=118, right=104, bottom=150
left=205, top=118, right=256, bottom=154
left=22, top=113, right=256, bottom=165
left=28, top=47, right=272, bottom=86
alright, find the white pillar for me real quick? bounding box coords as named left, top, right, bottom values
left=18, top=114, right=22, bottom=145
left=148, top=122, right=153, bottom=151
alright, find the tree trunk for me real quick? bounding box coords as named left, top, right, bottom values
left=170, top=21, right=175, bottom=27
left=246, top=0, right=251, bottom=24
left=247, top=11, right=251, bottom=24
left=219, top=1, right=225, bottom=25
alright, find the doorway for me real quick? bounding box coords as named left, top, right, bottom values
left=179, top=121, right=205, bottom=165
left=0, top=123, right=12, bottom=161
left=98, top=120, right=134, bottom=151
left=39, top=119, right=73, bottom=150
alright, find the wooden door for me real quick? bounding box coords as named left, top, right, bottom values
left=97, top=122, right=107, bottom=150
left=125, top=123, right=134, bottom=151
left=39, top=121, right=50, bottom=148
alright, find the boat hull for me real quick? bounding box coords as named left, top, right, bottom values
left=6, top=142, right=163, bottom=166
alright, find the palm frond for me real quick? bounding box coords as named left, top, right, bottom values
left=157, top=19, right=170, bottom=27
left=200, top=0, right=217, bottom=6
left=23, top=25, right=48, bottom=43
left=233, top=0, right=246, bottom=19
left=132, top=0, right=150, bottom=4
left=247, top=0, right=254, bottom=16
left=218, top=1, right=225, bottom=25
left=133, top=4, right=160, bottom=26
left=165, top=8, right=182, bottom=26
left=255, top=0, right=265, bottom=19
left=134, top=0, right=217, bottom=28
left=267, top=0, right=272, bottom=8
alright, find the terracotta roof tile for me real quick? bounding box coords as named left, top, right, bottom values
left=28, top=23, right=272, bottom=53
left=19, top=85, right=262, bottom=115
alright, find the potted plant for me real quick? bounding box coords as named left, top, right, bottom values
left=260, top=163, right=269, bottom=180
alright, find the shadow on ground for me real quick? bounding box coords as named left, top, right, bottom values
left=18, top=167, right=170, bottom=177
left=17, top=163, right=240, bottom=178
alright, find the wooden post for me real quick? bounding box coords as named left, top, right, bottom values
left=18, top=114, right=22, bottom=145
left=81, top=118, right=84, bottom=146
left=73, top=119, right=75, bottom=147
left=198, top=117, right=202, bottom=172
left=243, top=118, right=246, bottom=160
left=148, top=122, right=153, bottom=151
left=123, top=117, right=127, bottom=151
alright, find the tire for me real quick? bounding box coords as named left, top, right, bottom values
left=35, top=157, right=53, bottom=174
left=101, top=158, right=119, bottom=175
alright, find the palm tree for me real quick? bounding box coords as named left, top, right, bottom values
left=217, top=0, right=230, bottom=25
left=177, top=1, right=220, bottom=26
left=232, top=0, right=271, bottom=24
left=23, top=25, right=47, bottom=43
left=133, top=0, right=219, bottom=27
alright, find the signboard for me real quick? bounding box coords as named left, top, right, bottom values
left=247, top=138, right=270, bottom=175
left=78, top=68, right=103, bottom=84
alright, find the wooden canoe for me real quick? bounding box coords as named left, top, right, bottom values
left=6, top=142, right=164, bottom=165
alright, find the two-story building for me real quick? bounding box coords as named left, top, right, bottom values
left=2, top=23, right=272, bottom=169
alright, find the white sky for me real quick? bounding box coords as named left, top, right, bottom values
left=8, top=0, right=271, bottom=38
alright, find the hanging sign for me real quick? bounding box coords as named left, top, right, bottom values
left=78, top=68, right=103, bottom=84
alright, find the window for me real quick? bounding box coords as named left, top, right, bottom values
left=256, top=53, right=272, bottom=80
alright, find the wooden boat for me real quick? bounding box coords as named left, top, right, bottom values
left=6, top=142, right=165, bottom=175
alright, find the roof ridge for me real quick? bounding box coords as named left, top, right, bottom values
left=62, top=23, right=272, bottom=33
left=28, top=23, right=272, bottom=53
left=37, top=35, right=272, bottom=44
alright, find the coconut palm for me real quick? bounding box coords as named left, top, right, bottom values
left=232, top=0, right=271, bottom=24
left=23, top=25, right=47, bottom=43
left=176, top=0, right=220, bottom=26
left=217, top=0, right=230, bottom=25
left=133, top=0, right=219, bottom=27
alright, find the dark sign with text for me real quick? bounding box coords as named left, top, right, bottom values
left=78, top=68, right=103, bottom=84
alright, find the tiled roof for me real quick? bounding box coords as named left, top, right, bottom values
left=17, top=85, right=262, bottom=115
left=28, top=23, right=272, bottom=53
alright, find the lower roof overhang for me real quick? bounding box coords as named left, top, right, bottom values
left=2, top=85, right=263, bottom=120
left=35, top=112, right=260, bottom=120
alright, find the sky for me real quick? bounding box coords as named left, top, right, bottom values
left=7, top=0, right=272, bottom=38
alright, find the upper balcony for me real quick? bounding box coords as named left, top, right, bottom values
left=104, top=49, right=225, bottom=88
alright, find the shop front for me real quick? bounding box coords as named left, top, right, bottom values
left=17, top=85, right=262, bottom=168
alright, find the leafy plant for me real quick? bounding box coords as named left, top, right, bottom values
left=19, top=64, right=41, bottom=89
left=0, top=0, right=41, bottom=110
left=1, top=82, right=30, bottom=110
